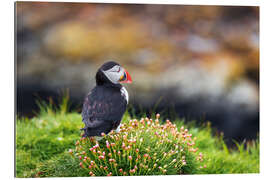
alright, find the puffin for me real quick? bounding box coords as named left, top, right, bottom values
left=81, top=61, right=132, bottom=138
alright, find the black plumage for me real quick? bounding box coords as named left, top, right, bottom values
left=81, top=62, right=128, bottom=137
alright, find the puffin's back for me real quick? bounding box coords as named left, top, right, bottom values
left=81, top=85, right=127, bottom=137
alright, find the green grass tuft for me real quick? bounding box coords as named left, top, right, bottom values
left=16, top=98, right=259, bottom=177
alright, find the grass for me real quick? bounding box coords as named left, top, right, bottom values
left=16, top=98, right=259, bottom=177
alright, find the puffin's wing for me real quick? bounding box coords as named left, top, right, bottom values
left=81, top=87, right=127, bottom=136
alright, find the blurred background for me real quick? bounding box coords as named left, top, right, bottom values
left=16, top=2, right=259, bottom=145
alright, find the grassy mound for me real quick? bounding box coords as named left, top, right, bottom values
left=16, top=100, right=259, bottom=177
left=71, top=115, right=204, bottom=176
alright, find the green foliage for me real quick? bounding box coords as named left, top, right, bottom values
left=71, top=115, right=203, bottom=176
left=16, top=99, right=259, bottom=177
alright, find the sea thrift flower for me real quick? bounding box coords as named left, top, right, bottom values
left=68, top=149, right=73, bottom=154
left=106, top=141, right=110, bottom=148
left=98, top=155, right=105, bottom=159
left=101, top=132, right=106, bottom=136
left=72, top=115, right=203, bottom=176
left=163, top=169, right=167, bottom=173
left=79, top=162, right=83, bottom=168
left=144, top=154, right=149, bottom=158
left=130, top=169, right=135, bottom=173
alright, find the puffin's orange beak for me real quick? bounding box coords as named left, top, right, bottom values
left=120, top=69, right=132, bottom=83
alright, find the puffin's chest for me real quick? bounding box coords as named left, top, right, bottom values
left=120, top=87, right=129, bottom=104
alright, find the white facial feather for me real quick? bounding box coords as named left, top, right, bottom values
left=102, top=65, right=125, bottom=84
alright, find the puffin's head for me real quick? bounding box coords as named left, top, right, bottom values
left=96, top=61, right=132, bottom=85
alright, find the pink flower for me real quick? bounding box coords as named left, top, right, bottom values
left=98, top=155, right=105, bottom=159
left=68, top=149, right=73, bottom=154
left=128, top=156, right=132, bottom=160
left=106, top=141, right=110, bottom=148
left=144, top=154, right=149, bottom=158
left=109, top=159, right=116, bottom=163
left=79, top=162, right=83, bottom=168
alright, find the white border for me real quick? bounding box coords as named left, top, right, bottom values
left=1, top=0, right=270, bottom=180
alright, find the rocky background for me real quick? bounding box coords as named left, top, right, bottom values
left=16, top=2, right=259, bottom=145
